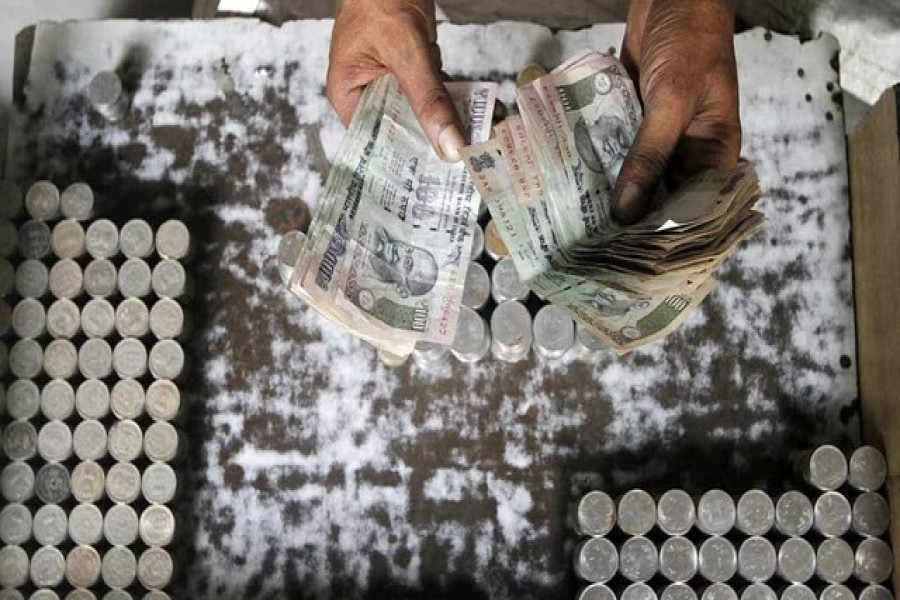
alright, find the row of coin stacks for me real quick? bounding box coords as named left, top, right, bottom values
left=572, top=446, right=894, bottom=600
left=0, top=180, right=190, bottom=600
left=276, top=216, right=612, bottom=369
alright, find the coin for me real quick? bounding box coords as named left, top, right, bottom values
left=48, top=258, right=83, bottom=299
left=101, top=546, right=137, bottom=589
left=0, top=503, right=32, bottom=545
left=36, top=462, right=71, bottom=504
left=44, top=338, right=78, bottom=379
left=69, top=503, right=104, bottom=545
left=0, top=544, right=29, bottom=587
left=155, top=219, right=191, bottom=260
left=37, top=419, right=73, bottom=462
left=71, top=460, right=106, bottom=503
left=142, top=462, right=177, bottom=504
left=75, top=378, right=110, bottom=420
left=0, top=461, right=34, bottom=503
left=25, top=180, right=60, bottom=220
left=30, top=545, right=66, bottom=588
left=104, top=503, right=139, bottom=546
left=111, top=379, right=145, bottom=420
left=108, top=420, right=143, bottom=462
left=137, top=547, right=173, bottom=589
left=83, top=258, right=117, bottom=297
left=484, top=220, right=509, bottom=260
left=115, top=297, right=150, bottom=338
left=146, top=379, right=181, bottom=421
left=51, top=219, right=86, bottom=259
left=3, top=420, right=38, bottom=461
left=80, top=298, right=115, bottom=338
left=60, top=182, right=94, bottom=220
left=79, top=338, right=113, bottom=379
left=140, top=504, right=175, bottom=547
left=113, top=338, right=147, bottom=379
left=47, top=298, right=81, bottom=338
left=516, top=63, right=548, bottom=88
left=85, top=219, right=119, bottom=259
left=33, top=504, right=67, bottom=546
left=66, top=545, right=102, bottom=588
left=119, top=219, right=153, bottom=259
left=118, top=258, right=152, bottom=298
left=106, top=461, right=141, bottom=504
left=72, top=420, right=108, bottom=461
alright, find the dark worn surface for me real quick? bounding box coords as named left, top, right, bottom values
left=5, top=19, right=857, bottom=599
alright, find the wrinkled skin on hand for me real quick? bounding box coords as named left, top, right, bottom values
left=613, top=0, right=741, bottom=225
left=326, top=0, right=466, bottom=161
left=326, top=0, right=739, bottom=218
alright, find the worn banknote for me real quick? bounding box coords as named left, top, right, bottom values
left=462, top=50, right=763, bottom=353
left=291, top=74, right=497, bottom=353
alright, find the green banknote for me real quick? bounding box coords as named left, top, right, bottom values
left=291, top=75, right=497, bottom=353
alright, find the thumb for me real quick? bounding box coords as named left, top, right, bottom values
left=612, top=103, right=692, bottom=225
left=325, top=59, right=368, bottom=127
left=392, top=45, right=465, bottom=162
left=330, top=85, right=363, bottom=128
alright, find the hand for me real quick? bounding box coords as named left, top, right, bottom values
left=613, top=0, right=741, bottom=225
left=326, top=0, right=466, bottom=161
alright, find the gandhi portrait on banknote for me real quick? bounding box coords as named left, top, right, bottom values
left=581, top=286, right=651, bottom=318
left=364, top=225, right=439, bottom=298
left=573, top=113, right=631, bottom=177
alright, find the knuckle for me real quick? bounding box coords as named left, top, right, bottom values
left=721, top=122, right=742, bottom=153
left=412, top=85, right=452, bottom=121
left=725, top=119, right=742, bottom=145
left=705, top=118, right=742, bottom=158
left=627, top=146, right=669, bottom=179
left=645, top=90, right=697, bottom=127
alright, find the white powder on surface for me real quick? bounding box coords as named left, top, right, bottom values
left=9, top=19, right=859, bottom=600
left=423, top=469, right=483, bottom=502
left=485, top=475, right=538, bottom=545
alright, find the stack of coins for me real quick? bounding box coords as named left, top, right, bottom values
left=88, top=71, right=130, bottom=122
left=0, top=182, right=186, bottom=597
left=278, top=217, right=612, bottom=369
left=572, top=445, right=894, bottom=600
left=276, top=230, right=305, bottom=286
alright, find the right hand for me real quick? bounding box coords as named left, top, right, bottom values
left=326, top=0, right=466, bottom=161
left=612, top=0, right=741, bottom=225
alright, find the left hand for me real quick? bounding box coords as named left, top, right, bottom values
left=612, top=0, right=741, bottom=225
left=326, top=0, right=466, bottom=162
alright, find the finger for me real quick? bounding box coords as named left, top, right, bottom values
left=405, top=0, right=438, bottom=44
left=669, top=88, right=741, bottom=186
left=326, top=58, right=388, bottom=127
left=392, top=42, right=465, bottom=161
left=669, top=129, right=740, bottom=188
left=329, top=84, right=363, bottom=127
left=620, top=0, right=651, bottom=84
left=429, top=43, right=442, bottom=72
left=326, top=60, right=363, bottom=127
left=619, top=43, right=639, bottom=89
left=612, top=101, right=693, bottom=225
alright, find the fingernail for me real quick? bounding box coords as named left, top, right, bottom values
left=438, top=125, right=465, bottom=162
left=613, top=183, right=645, bottom=225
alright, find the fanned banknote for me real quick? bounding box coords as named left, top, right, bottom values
left=462, top=51, right=764, bottom=353
left=291, top=74, right=497, bottom=354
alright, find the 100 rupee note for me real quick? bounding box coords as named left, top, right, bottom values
left=291, top=75, right=497, bottom=353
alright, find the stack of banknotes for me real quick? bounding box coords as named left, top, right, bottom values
left=290, top=51, right=763, bottom=355
left=461, top=51, right=764, bottom=353
left=289, top=74, right=498, bottom=354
